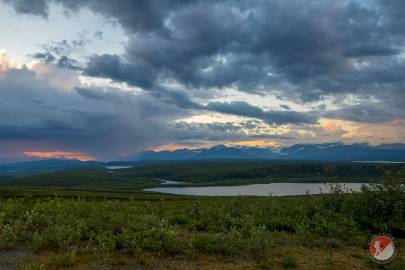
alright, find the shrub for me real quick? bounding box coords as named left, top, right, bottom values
left=281, top=255, right=297, bottom=268
left=137, top=253, right=153, bottom=266
left=192, top=231, right=244, bottom=257
left=259, top=260, right=272, bottom=270
left=247, top=225, right=271, bottom=259
left=349, top=169, right=405, bottom=233
left=44, top=251, right=78, bottom=268
left=22, top=263, right=46, bottom=270
left=0, top=223, right=16, bottom=247
left=134, top=215, right=180, bottom=254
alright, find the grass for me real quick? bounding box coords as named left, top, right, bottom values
left=0, top=163, right=403, bottom=269
left=0, top=193, right=402, bottom=268
left=281, top=255, right=297, bottom=268
left=1, top=160, right=403, bottom=189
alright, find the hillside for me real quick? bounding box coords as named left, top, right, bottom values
left=0, top=159, right=104, bottom=177
left=0, top=160, right=404, bottom=189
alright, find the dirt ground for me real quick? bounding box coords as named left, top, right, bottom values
left=2, top=244, right=404, bottom=270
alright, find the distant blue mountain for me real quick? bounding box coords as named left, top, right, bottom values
left=1, top=143, right=404, bottom=177
left=128, top=145, right=278, bottom=161
left=128, top=142, right=405, bottom=162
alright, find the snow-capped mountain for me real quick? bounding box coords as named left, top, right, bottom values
left=127, top=142, right=405, bottom=162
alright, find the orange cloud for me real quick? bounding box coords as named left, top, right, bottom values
left=23, top=151, right=94, bottom=161
left=0, top=49, right=16, bottom=72
left=152, top=140, right=283, bottom=151
left=152, top=143, right=214, bottom=151
left=319, top=118, right=357, bottom=137
left=152, top=144, right=191, bottom=151
left=225, top=140, right=281, bottom=148
left=319, top=118, right=405, bottom=144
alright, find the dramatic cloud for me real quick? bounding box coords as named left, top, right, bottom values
left=206, top=102, right=317, bottom=125
left=0, top=59, right=285, bottom=161
left=0, top=62, right=187, bottom=161
left=24, top=151, right=94, bottom=161
left=6, top=0, right=403, bottom=120
left=3, top=0, right=48, bottom=18
left=1, top=0, right=405, bottom=161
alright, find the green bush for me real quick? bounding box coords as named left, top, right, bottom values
left=319, top=169, right=405, bottom=236
left=22, top=263, right=46, bottom=270
left=281, top=255, right=297, bottom=268
left=0, top=223, right=16, bottom=248
left=350, top=169, right=405, bottom=232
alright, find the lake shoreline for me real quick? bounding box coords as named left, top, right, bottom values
left=144, top=182, right=366, bottom=197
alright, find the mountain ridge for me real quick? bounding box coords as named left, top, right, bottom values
left=127, top=142, right=405, bottom=162
left=1, top=142, right=403, bottom=177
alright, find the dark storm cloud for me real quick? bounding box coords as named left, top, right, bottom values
left=32, top=38, right=86, bottom=70
left=4, top=0, right=405, bottom=124
left=0, top=65, right=277, bottom=160
left=0, top=66, right=191, bottom=159
left=3, top=0, right=48, bottom=17
left=42, top=39, right=86, bottom=55
left=342, top=45, right=401, bottom=58
left=84, top=54, right=156, bottom=89
left=4, top=0, right=191, bottom=32
left=57, top=56, right=80, bottom=70
left=67, top=0, right=405, bottom=120
left=150, top=88, right=205, bottom=110
left=166, top=122, right=246, bottom=142
left=206, top=102, right=318, bottom=125
left=33, top=52, right=80, bottom=70
left=32, top=52, right=55, bottom=63
left=165, top=121, right=292, bottom=143
left=324, top=101, right=405, bottom=123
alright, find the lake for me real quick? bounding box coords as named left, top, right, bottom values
left=144, top=182, right=365, bottom=196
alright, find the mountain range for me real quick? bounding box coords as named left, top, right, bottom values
left=129, top=142, right=405, bottom=162
left=0, top=143, right=403, bottom=176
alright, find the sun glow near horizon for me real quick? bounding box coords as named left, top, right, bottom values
left=23, top=151, right=95, bottom=161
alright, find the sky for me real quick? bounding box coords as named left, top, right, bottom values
left=0, top=0, right=404, bottom=162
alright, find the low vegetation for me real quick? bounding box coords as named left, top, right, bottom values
left=1, top=160, right=404, bottom=189
left=0, top=168, right=404, bottom=269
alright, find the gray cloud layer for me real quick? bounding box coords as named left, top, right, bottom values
left=206, top=102, right=317, bottom=125
left=6, top=0, right=403, bottom=120
left=2, top=0, right=405, bottom=160
left=0, top=65, right=291, bottom=161
left=0, top=67, right=169, bottom=159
